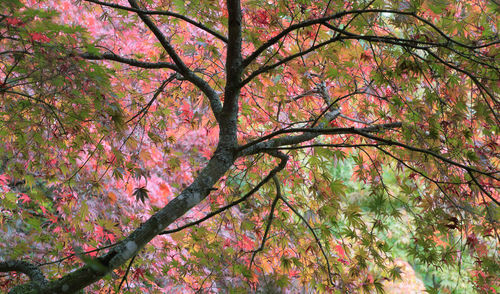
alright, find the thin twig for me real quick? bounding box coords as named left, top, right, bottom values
left=279, top=194, right=338, bottom=288
left=114, top=254, right=136, bottom=294
left=249, top=175, right=281, bottom=268
left=160, top=153, right=288, bottom=235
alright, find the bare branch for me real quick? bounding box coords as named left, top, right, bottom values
left=221, top=0, right=243, bottom=124
left=81, top=52, right=178, bottom=70
left=127, top=0, right=223, bottom=120
left=160, top=152, right=288, bottom=235
left=0, top=260, right=47, bottom=288
left=238, top=122, right=402, bottom=156
left=249, top=175, right=281, bottom=268
left=84, top=0, right=227, bottom=42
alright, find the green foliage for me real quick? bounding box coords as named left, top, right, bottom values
left=329, top=157, right=480, bottom=293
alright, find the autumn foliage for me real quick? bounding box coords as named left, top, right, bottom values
left=0, top=0, right=498, bottom=293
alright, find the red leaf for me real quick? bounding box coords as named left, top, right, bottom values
left=5, top=18, right=24, bottom=27
left=237, top=235, right=255, bottom=251
left=253, top=10, right=270, bottom=25
left=334, top=244, right=346, bottom=259
left=30, top=32, right=51, bottom=43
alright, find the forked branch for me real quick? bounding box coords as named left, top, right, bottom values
left=160, top=151, right=288, bottom=235
left=84, top=0, right=227, bottom=42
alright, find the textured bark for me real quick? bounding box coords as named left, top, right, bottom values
left=0, top=261, right=47, bottom=294
left=41, top=148, right=236, bottom=293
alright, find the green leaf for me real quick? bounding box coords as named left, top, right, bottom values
left=5, top=192, right=17, bottom=203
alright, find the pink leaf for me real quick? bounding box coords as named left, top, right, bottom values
left=19, top=193, right=31, bottom=203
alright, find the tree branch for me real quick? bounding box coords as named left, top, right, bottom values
left=375, top=145, right=499, bottom=211
left=423, top=48, right=499, bottom=104
left=468, top=170, right=500, bottom=206
left=0, top=260, right=47, bottom=289
left=38, top=242, right=121, bottom=267
left=243, top=8, right=498, bottom=68
left=115, top=254, right=136, bottom=294
left=125, top=74, right=176, bottom=124
left=354, top=130, right=499, bottom=181
left=127, top=0, right=223, bottom=120
left=84, top=0, right=227, bottom=43
left=241, top=36, right=342, bottom=87
left=241, top=9, right=399, bottom=68
left=81, top=52, right=178, bottom=70
left=240, top=124, right=498, bottom=181
left=262, top=143, right=387, bottom=151
left=160, top=152, right=288, bottom=235
left=221, top=0, right=243, bottom=132
left=39, top=132, right=242, bottom=292
left=249, top=175, right=281, bottom=268
left=279, top=194, right=338, bottom=288
left=238, top=122, right=402, bottom=156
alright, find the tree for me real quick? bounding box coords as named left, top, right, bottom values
left=0, top=0, right=498, bottom=292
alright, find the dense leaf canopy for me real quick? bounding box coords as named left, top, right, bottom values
left=0, top=0, right=498, bottom=293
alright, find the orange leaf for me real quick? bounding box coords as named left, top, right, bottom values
left=108, top=191, right=117, bottom=203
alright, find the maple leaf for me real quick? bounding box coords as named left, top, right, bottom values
left=253, top=10, right=270, bottom=25
left=334, top=244, right=346, bottom=259
left=0, top=174, right=9, bottom=185
left=29, top=32, right=51, bottom=43
left=132, top=186, right=150, bottom=203
left=19, top=193, right=30, bottom=204
left=237, top=235, right=255, bottom=251
left=106, top=233, right=116, bottom=243
left=94, top=225, right=105, bottom=241
left=5, top=18, right=24, bottom=27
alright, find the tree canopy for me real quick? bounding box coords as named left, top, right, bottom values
left=0, top=0, right=498, bottom=293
